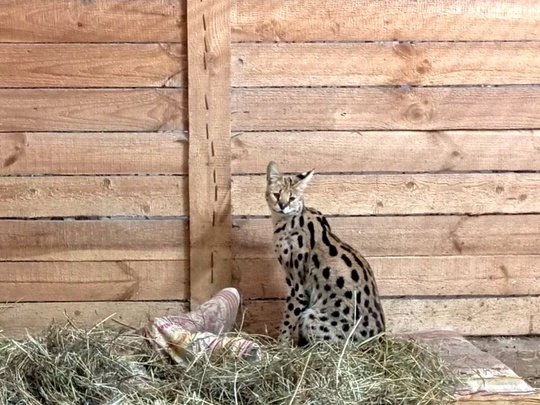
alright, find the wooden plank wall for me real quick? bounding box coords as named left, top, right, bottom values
left=0, top=0, right=189, bottom=335
left=1, top=0, right=539, bottom=338
left=229, top=0, right=540, bottom=336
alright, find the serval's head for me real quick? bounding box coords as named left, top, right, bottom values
left=266, top=161, right=314, bottom=217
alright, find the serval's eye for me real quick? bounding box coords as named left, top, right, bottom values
left=289, top=196, right=296, bottom=202
left=273, top=193, right=280, bottom=200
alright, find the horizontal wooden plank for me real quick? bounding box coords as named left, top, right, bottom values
left=231, top=130, right=540, bottom=174
left=232, top=173, right=540, bottom=216
left=0, top=301, right=188, bottom=338
left=0, top=89, right=186, bottom=132
left=0, top=132, right=187, bottom=175
left=0, top=44, right=186, bottom=87
left=0, top=176, right=187, bottom=217
left=235, top=255, right=540, bottom=299
left=0, top=0, right=185, bottom=43
left=232, top=215, right=540, bottom=258
left=231, top=0, right=540, bottom=42
left=0, top=261, right=188, bottom=302
left=0, top=220, right=188, bottom=261
left=232, top=42, right=540, bottom=87
left=232, top=87, right=540, bottom=131
left=240, top=297, right=540, bottom=336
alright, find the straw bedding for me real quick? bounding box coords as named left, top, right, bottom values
left=0, top=321, right=457, bottom=405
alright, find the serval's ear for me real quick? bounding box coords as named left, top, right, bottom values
left=292, top=169, right=314, bottom=193
left=267, top=161, right=282, bottom=185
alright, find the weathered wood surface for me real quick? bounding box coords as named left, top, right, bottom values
left=412, top=331, right=535, bottom=396
left=232, top=42, right=540, bottom=87
left=231, top=87, right=540, bottom=131
left=188, top=0, right=233, bottom=306
left=0, top=220, right=188, bottom=261
left=232, top=216, right=540, bottom=258
left=0, top=89, right=186, bottom=132
left=235, top=255, right=540, bottom=299
left=231, top=0, right=540, bottom=41
left=0, top=0, right=185, bottom=43
left=240, top=297, right=540, bottom=336
left=469, top=337, right=540, bottom=389
left=0, top=44, right=186, bottom=87
left=0, top=176, right=187, bottom=217
left=231, top=131, right=540, bottom=174
left=0, top=301, right=189, bottom=337
left=0, top=132, right=187, bottom=175
left=0, top=261, right=188, bottom=302
left=232, top=173, right=540, bottom=216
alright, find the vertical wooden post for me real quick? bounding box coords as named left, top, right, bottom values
left=187, top=0, right=232, bottom=307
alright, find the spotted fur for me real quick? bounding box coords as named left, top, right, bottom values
left=266, top=161, right=385, bottom=345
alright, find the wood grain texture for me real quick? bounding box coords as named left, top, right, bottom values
left=0, top=176, right=187, bottom=218
left=456, top=393, right=540, bottom=404
left=240, top=297, right=540, bottom=336
left=232, top=173, right=540, bottom=216
left=188, top=0, right=232, bottom=306
left=232, top=215, right=540, bottom=258
left=0, top=89, right=186, bottom=132
left=0, top=220, right=188, bottom=261
left=0, top=261, right=188, bottom=302
left=231, top=130, right=540, bottom=174
left=0, top=44, right=186, bottom=87
left=235, top=255, right=540, bottom=299
left=0, top=132, right=187, bottom=175
left=232, top=42, right=540, bottom=87
left=231, top=0, right=540, bottom=42
left=0, top=301, right=188, bottom=337
left=231, top=87, right=540, bottom=131
left=0, top=0, right=185, bottom=43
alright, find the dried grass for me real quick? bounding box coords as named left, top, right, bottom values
left=0, top=320, right=457, bottom=405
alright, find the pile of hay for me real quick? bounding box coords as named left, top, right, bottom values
left=0, top=321, right=457, bottom=405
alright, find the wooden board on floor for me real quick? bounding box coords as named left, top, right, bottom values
left=469, top=337, right=540, bottom=389
left=232, top=130, right=540, bottom=174
left=0, top=44, right=186, bottom=88
left=231, top=0, right=540, bottom=41
left=187, top=0, right=232, bottom=306
left=235, top=255, right=540, bottom=299
left=231, top=87, right=540, bottom=131
left=0, top=220, right=188, bottom=261
left=0, top=301, right=189, bottom=337
left=0, top=0, right=185, bottom=43
left=0, top=132, right=187, bottom=175
left=232, top=173, right=540, bottom=216
left=239, top=297, right=540, bottom=336
left=0, top=176, right=187, bottom=217
left=232, top=42, right=540, bottom=87
left=0, top=89, right=186, bottom=132
left=0, top=261, right=188, bottom=302
left=411, top=331, right=535, bottom=397
left=232, top=215, right=540, bottom=258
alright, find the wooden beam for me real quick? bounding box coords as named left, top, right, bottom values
left=0, top=0, right=185, bottom=43
left=232, top=42, right=540, bottom=87
left=0, top=301, right=189, bottom=337
left=231, top=130, right=540, bottom=174
left=0, top=220, right=188, bottom=262
left=240, top=297, right=540, bottom=336
left=0, top=176, right=187, bottom=218
left=232, top=173, right=540, bottom=216
left=0, top=132, right=187, bottom=176
left=0, top=44, right=186, bottom=88
left=187, top=0, right=232, bottom=307
left=231, top=87, right=540, bottom=131
left=0, top=261, right=188, bottom=302
left=231, top=0, right=540, bottom=42
left=0, top=89, right=186, bottom=132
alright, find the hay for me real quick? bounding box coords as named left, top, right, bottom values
left=0, top=321, right=457, bottom=405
